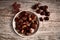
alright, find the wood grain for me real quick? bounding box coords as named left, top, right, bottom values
left=0, top=0, right=60, bottom=40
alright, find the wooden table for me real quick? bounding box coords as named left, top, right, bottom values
left=0, top=0, right=60, bottom=40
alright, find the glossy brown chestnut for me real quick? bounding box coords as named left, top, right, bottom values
left=15, top=11, right=39, bottom=36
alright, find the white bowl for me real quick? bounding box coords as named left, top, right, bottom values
left=12, top=10, right=39, bottom=37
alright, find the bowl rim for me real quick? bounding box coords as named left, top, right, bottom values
left=12, top=10, right=39, bottom=37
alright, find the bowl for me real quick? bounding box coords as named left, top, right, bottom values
left=13, top=10, right=39, bottom=37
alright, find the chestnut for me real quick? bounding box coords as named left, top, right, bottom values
left=39, top=17, right=43, bottom=21
left=45, top=11, right=50, bottom=16
left=40, top=11, right=45, bottom=15
left=44, top=17, right=49, bottom=21
left=39, top=5, right=48, bottom=11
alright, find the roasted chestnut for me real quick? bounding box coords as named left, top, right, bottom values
left=15, top=11, right=39, bottom=36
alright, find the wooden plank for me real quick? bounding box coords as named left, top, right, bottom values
left=0, top=1, right=60, bottom=40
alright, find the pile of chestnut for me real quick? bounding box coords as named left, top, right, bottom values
left=15, top=11, right=39, bottom=36
left=31, top=3, right=50, bottom=21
